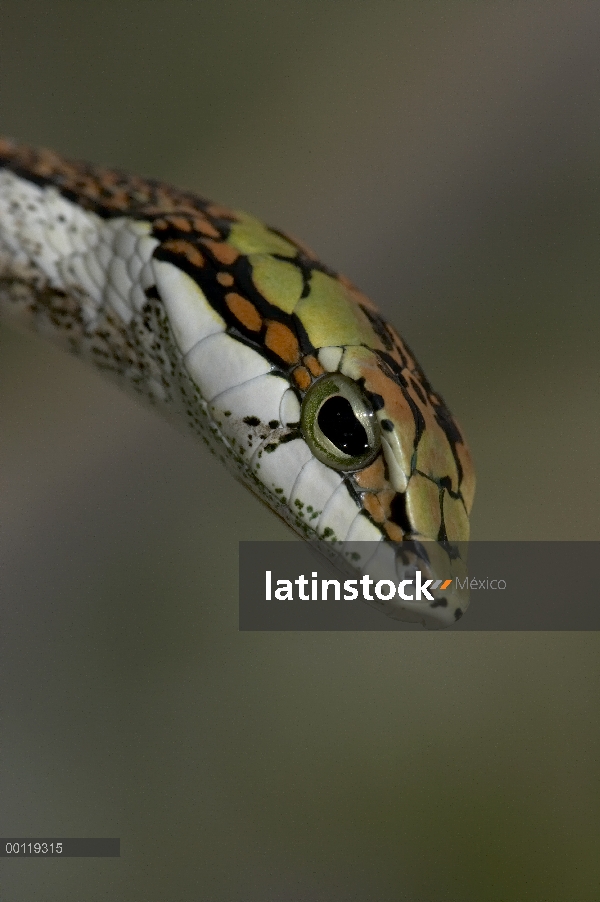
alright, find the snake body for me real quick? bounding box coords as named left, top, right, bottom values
left=0, top=139, right=475, bottom=627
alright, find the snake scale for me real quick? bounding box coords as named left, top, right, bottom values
left=0, top=138, right=475, bottom=627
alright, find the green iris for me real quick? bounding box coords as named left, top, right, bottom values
left=300, top=373, right=381, bottom=472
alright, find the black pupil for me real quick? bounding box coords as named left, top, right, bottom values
left=317, top=395, right=369, bottom=457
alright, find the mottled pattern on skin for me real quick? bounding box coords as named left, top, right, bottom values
left=0, top=138, right=476, bottom=627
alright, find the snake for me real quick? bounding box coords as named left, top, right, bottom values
left=0, top=138, right=475, bottom=628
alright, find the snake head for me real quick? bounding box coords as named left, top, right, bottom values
left=285, top=275, right=476, bottom=627
left=284, top=267, right=475, bottom=544
left=201, top=216, right=477, bottom=626
left=302, top=341, right=476, bottom=547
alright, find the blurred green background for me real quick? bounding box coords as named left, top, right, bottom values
left=1, top=2, right=599, bottom=900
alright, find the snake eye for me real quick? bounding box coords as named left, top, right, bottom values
left=300, top=373, right=381, bottom=471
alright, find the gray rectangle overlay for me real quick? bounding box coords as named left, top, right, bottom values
left=1, top=838, right=120, bottom=857
left=239, top=541, right=600, bottom=630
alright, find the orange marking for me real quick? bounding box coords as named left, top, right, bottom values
left=384, top=522, right=404, bottom=542
left=191, top=216, right=220, bottom=239
left=157, top=193, right=194, bottom=213
left=102, top=191, right=130, bottom=210
left=377, top=488, right=395, bottom=520
left=440, top=579, right=452, bottom=590
left=225, top=293, right=262, bottom=332
left=217, top=272, right=235, bottom=287
left=73, top=176, right=100, bottom=198
left=169, top=216, right=192, bottom=232
left=354, top=456, right=386, bottom=491
left=363, top=493, right=385, bottom=523
left=265, top=320, right=300, bottom=364
left=304, top=355, right=324, bottom=377
left=202, top=239, right=239, bottom=266
left=293, top=366, right=311, bottom=391
left=162, top=239, right=205, bottom=268
left=205, top=203, right=238, bottom=220
left=0, top=141, right=233, bottom=223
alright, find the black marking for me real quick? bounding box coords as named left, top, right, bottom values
left=274, top=250, right=339, bottom=301
left=216, top=254, right=316, bottom=363
left=433, top=401, right=463, bottom=447
left=271, top=251, right=313, bottom=300
left=300, top=276, right=311, bottom=299
left=243, top=416, right=260, bottom=426
left=403, top=340, right=435, bottom=393
left=279, top=430, right=301, bottom=444
left=438, top=539, right=462, bottom=561
left=409, top=376, right=427, bottom=406
left=369, top=392, right=385, bottom=412
left=454, top=608, right=463, bottom=621
left=403, top=389, right=426, bottom=454
left=381, top=418, right=394, bottom=432
left=433, top=401, right=466, bottom=487
left=377, top=351, right=409, bottom=388
left=388, top=493, right=411, bottom=536
left=430, top=597, right=448, bottom=608
left=268, top=419, right=279, bottom=428
left=360, top=305, right=394, bottom=350
left=342, top=476, right=363, bottom=509
left=415, top=469, right=461, bottom=501
left=437, top=488, right=448, bottom=543
left=0, top=151, right=221, bottom=225
left=154, top=241, right=313, bottom=370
